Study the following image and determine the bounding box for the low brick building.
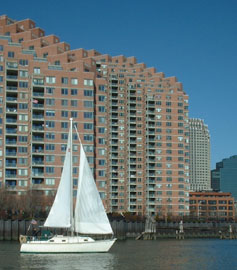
[189,191,235,221]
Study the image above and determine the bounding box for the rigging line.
[73,124,82,145]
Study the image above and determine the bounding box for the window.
[61,88,68,95]
[99,96,105,101]
[0,45,3,51]
[46,110,55,117]
[46,167,55,174]
[61,111,68,118]
[8,51,14,58]
[84,123,93,130]
[84,101,93,108]
[99,159,105,166]
[61,144,67,151]
[19,70,28,77]
[84,79,93,86]
[84,134,93,141]
[18,169,28,176]
[61,133,68,140]
[61,100,68,106]
[19,59,28,66]
[71,100,78,107]
[19,81,28,88]
[84,112,93,118]
[61,77,68,84]
[71,111,78,118]
[45,155,55,162]
[98,149,105,156]
[34,67,40,74]
[99,106,105,112]
[99,170,105,177]
[71,78,78,85]
[46,144,55,151]
[46,178,55,185]
[46,121,55,128]
[98,138,105,144]
[61,122,68,129]
[71,89,78,95]
[46,133,55,140]
[99,127,107,136]
[98,117,106,123]
[18,147,27,153]
[84,90,93,96]
[19,115,28,121]
[18,125,28,132]
[98,85,105,91]
[46,76,56,84]
[46,87,54,95]
[46,99,55,106]
[18,136,27,142]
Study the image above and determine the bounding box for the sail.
[44,128,72,228]
[74,144,113,234]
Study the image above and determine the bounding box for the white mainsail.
[74,144,113,235]
[44,127,72,228]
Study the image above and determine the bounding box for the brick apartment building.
[0,15,190,217]
[189,191,235,221]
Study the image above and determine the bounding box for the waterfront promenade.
[0,219,237,241]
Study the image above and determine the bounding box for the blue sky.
[2,0,237,168]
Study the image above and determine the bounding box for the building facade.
[189,191,235,221]
[0,15,190,217]
[212,155,237,200]
[189,118,211,191]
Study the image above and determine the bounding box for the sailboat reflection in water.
[20,119,116,253]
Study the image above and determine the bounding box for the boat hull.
[20,236,116,253]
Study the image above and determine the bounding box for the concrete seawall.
[0,220,237,241]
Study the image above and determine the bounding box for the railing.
[6,86,17,91]
[6,129,17,134]
[6,152,17,156]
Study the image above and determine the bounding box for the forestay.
[74,144,113,234]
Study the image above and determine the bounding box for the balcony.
[6,107,17,113]
[32,147,44,154]
[32,171,44,177]
[6,62,18,69]
[6,117,17,123]
[6,150,17,156]
[6,128,17,134]
[6,97,17,102]
[32,125,44,131]
[33,92,44,97]
[32,135,44,142]
[32,179,44,184]
[6,86,17,91]
[6,162,17,167]
[5,172,17,178]
[32,157,44,165]
[32,114,44,120]
[6,138,17,145]
[5,180,17,189]
[7,75,18,80]
[33,103,44,109]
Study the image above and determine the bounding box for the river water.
[0,239,237,270]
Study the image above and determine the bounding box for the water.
[0,239,237,270]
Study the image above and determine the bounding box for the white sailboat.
[20,119,116,253]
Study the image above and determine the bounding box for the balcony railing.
[6,128,17,134]
[6,140,17,145]
[6,86,17,91]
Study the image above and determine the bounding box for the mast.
[70,118,74,235]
